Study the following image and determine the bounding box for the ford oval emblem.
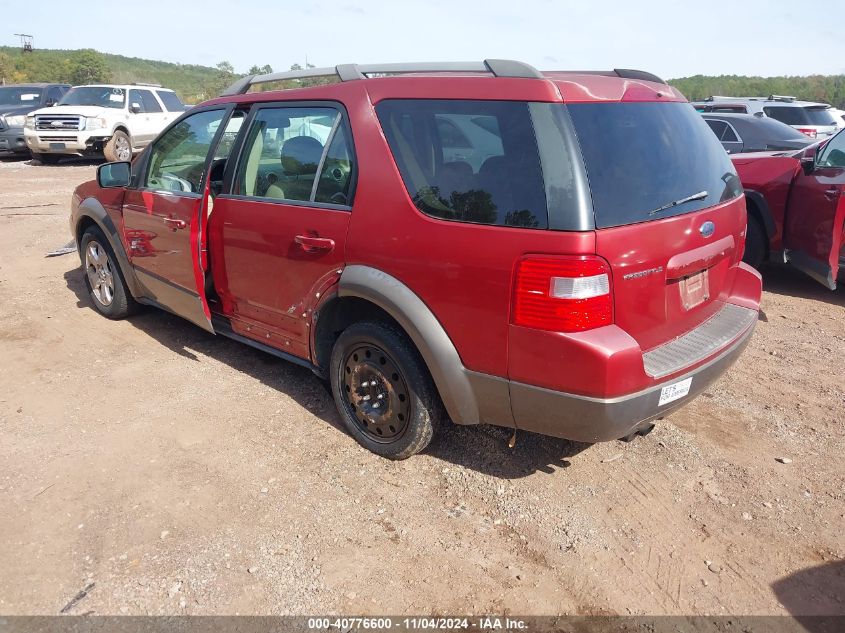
[700,221,715,238]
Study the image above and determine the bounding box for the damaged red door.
[784,131,845,289]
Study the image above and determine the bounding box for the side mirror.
[97,161,131,188]
[45,99,56,107]
[800,145,819,175]
[130,103,142,114]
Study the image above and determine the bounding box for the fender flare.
[743,189,776,240]
[338,265,481,425]
[74,197,143,298]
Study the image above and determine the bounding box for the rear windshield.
[376,99,549,229]
[750,116,810,140]
[764,106,837,126]
[566,102,742,228]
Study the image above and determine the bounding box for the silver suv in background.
[692,95,840,139]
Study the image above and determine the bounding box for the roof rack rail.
[220,59,543,96]
[612,68,666,85]
[131,82,162,87]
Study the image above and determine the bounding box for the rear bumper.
[509,313,756,442]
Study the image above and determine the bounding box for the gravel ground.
[0,155,843,616]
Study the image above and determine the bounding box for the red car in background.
[733,128,845,289]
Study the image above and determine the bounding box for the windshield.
[565,102,742,228]
[763,106,837,126]
[59,86,126,109]
[0,87,42,107]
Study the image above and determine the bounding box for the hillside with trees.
[2,46,844,108]
[667,75,845,108]
[0,47,246,103]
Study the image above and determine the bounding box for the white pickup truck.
[24,83,186,163]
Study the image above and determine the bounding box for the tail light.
[797,127,817,138]
[513,256,613,332]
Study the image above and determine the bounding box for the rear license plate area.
[659,377,692,406]
[49,142,66,150]
[679,270,710,310]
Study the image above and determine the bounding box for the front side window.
[817,130,845,168]
[145,109,226,194]
[566,102,742,228]
[59,86,125,109]
[236,106,354,205]
[46,86,64,104]
[376,99,548,228]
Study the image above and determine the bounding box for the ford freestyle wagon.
[70,59,762,459]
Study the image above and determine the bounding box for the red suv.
[70,60,762,459]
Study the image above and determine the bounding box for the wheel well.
[112,125,130,138]
[75,216,98,248]
[744,197,769,256]
[313,296,406,379]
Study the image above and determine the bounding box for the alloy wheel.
[85,240,115,306]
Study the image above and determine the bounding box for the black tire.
[330,321,442,459]
[742,217,766,269]
[103,130,132,162]
[79,227,138,319]
[31,152,61,165]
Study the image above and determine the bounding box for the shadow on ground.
[63,264,592,478]
[771,560,845,632]
[762,263,844,308]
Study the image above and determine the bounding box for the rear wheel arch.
[743,190,774,268]
[743,189,776,241]
[334,265,482,426]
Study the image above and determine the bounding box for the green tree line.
[668,74,845,108]
[3,47,844,108]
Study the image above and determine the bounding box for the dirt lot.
[0,156,843,617]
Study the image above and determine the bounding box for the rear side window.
[156,90,186,112]
[139,90,162,113]
[376,99,548,229]
[566,102,742,228]
[705,119,728,139]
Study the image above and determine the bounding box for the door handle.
[824,188,840,201]
[163,217,187,230]
[295,235,335,253]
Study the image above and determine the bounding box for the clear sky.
[2,0,842,78]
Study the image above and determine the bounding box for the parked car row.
[0,82,185,163]
[693,95,840,139]
[731,130,845,289]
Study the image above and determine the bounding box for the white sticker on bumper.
[658,377,693,406]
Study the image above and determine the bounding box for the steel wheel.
[114,135,131,161]
[342,343,411,442]
[85,240,115,306]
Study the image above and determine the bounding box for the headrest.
[281,136,324,175]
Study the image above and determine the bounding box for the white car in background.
[24,83,185,163]
[692,95,840,139]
